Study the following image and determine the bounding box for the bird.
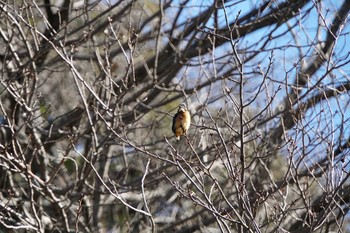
[172,103,191,140]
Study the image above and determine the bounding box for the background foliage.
[0,0,350,232]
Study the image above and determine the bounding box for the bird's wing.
[172,112,178,134]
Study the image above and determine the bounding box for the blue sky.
[160,0,350,164]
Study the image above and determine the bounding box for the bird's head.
[178,103,188,112]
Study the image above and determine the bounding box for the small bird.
[172,103,191,140]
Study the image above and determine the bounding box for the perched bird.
[172,103,191,140]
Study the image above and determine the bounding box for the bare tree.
[0,0,350,232]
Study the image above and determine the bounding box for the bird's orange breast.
[173,110,191,139]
